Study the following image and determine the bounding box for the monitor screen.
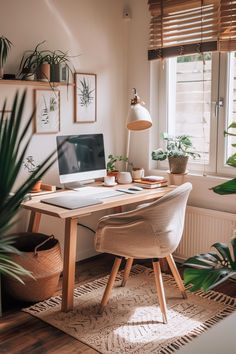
[56,134,106,184]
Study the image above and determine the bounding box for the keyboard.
[73,186,125,199]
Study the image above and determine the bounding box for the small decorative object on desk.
[106,154,128,180]
[131,167,144,180]
[117,171,132,184]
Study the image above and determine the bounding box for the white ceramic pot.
[117,172,132,184]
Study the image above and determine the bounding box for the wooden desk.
[22,184,174,312]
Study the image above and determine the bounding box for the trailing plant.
[184,121,236,292]
[152,133,200,161]
[0,90,58,286]
[107,154,128,172]
[0,36,13,68]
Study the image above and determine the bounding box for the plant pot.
[168,156,189,174]
[5,233,63,302]
[37,63,50,82]
[31,180,42,193]
[107,170,119,181]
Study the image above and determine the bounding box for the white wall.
[126,0,236,214]
[1,0,128,259]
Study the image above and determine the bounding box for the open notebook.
[41,195,103,210]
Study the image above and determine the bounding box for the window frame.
[151,51,236,178]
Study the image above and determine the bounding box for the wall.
[1,0,128,259]
[126,0,236,214]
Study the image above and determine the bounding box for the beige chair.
[95,182,192,323]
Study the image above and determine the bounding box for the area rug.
[24,265,236,354]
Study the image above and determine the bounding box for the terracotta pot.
[107,170,119,181]
[37,63,50,82]
[31,180,42,193]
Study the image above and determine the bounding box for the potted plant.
[0,90,59,314]
[183,122,236,292]
[45,50,76,83]
[106,154,128,178]
[0,36,13,79]
[18,41,46,80]
[152,133,200,174]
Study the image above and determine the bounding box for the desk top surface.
[22,183,175,219]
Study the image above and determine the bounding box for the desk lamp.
[126,88,152,170]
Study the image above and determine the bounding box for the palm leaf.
[0,91,59,281]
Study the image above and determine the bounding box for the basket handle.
[34,235,55,256]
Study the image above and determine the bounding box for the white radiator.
[174,206,236,261]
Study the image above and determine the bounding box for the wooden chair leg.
[152,259,168,324]
[121,258,133,287]
[99,257,122,313]
[166,254,187,299]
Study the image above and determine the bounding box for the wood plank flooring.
[0,255,235,354]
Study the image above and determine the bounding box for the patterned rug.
[24,265,236,354]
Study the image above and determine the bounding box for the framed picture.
[74,73,96,123]
[34,89,60,134]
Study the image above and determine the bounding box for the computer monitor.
[56,134,106,186]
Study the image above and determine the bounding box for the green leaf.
[210,178,236,195]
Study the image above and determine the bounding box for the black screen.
[57,134,106,175]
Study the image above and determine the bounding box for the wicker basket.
[5,233,63,302]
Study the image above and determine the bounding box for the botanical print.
[75,73,96,123]
[35,89,60,133]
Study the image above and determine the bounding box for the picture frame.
[74,73,96,123]
[34,89,60,134]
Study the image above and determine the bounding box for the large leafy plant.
[184,121,236,292]
[152,133,200,161]
[0,91,57,286]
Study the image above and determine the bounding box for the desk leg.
[27,211,41,232]
[61,218,78,312]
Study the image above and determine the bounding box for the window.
[155,51,236,177]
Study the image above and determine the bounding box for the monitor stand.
[64,179,95,190]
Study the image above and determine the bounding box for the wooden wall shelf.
[0,79,74,87]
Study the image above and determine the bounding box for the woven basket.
[5,233,63,302]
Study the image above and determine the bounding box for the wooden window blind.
[148,0,236,60]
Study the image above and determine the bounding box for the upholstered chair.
[95,182,192,323]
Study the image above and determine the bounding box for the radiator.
[174,206,236,261]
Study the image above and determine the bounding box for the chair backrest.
[96,182,192,258]
[137,182,192,255]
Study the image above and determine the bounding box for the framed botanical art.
[74,73,96,123]
[34,89,60,133]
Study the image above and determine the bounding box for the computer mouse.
[128,186,143,191]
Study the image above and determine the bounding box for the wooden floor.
[0,254,235,354]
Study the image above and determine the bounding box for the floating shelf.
[0,79,74,87]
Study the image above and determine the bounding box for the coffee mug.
[117,172,132,184]
[131,168,144,180]
[104,175,116,186]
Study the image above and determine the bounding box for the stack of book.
[134,176,168,189]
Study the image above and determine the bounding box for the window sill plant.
[152,133,200,174]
